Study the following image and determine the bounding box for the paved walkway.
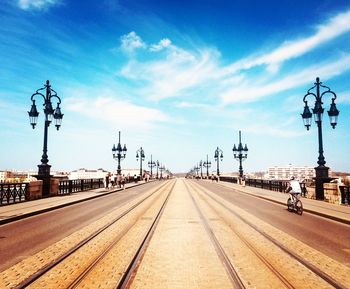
[0,180,154,225]
[210,180,350,224]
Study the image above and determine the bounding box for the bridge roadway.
[0,178,349,288]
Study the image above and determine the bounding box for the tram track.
[188,180,348,289]
[183,181,247,289]
[115,180,174,289]
[12,180,174,289]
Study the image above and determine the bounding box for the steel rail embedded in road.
[190,180,347,289]
[115,180,175,289]
[188,180,295,289]
[14,180,173,289]
[184,181,247,289]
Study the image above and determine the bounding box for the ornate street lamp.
[148,155,156,178]
[112,131,127,175]
[232,131,248,178]
[159,164,165,179]
[199,160,203,178]
[28,80,63,197]
[301,77,339,200]
[214,147,223,176]
[136,147,145,179]
[194,164,200,178]
[156,160,160,179]
[203,154,211,178]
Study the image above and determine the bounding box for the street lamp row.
[190,131,248,180]
[28,77,340,200]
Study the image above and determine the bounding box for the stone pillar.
[50,178,59,197]
[306,186,316,199]
[27,180,43,200]
[323,183,340,204]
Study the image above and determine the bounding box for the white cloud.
[175,101,210,109]
[18,0,59,10]
[150,38,172,52]
[64,91,168,129]
[120,45,220,101]
[221,54,350,104]
[223,10,350,74]
[245,124,306,138]
[118,10,350,105]
[120,31,146,55]
[337,91,350,104]
[119,9,350,104]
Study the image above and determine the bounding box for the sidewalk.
[210,180,350,225]
[0,180,155,225]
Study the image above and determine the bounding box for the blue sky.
[0,0,350,174]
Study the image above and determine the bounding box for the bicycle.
[287,193,303,215]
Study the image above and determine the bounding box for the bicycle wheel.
[295,200,303,215]
[287,198,293,212]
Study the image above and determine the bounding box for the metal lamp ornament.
[112,131,127,175]
[232,131,248,178]
[214,147,223,176]
[136,147,145,178]
[28,80,63,197]
[301,77,339,200]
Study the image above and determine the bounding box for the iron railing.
[59,178,104,195]
[339,186,350,205]
[220,177,308,197]
[0,182,28,205]
[219,176,238,183]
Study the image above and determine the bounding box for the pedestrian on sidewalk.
[117,174,122,188]
[104,174,110,189]
[121,174,126,190]
[242,175,246,187]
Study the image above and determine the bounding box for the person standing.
[121,174,126,190]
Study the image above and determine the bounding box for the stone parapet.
[27,180,43,200]
[306,186,316,199]
[50,178,59,197]
[324,183,341,204]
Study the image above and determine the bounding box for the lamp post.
[112,131,127,175]
[301,77,339,200]
[203,154,211,178]
[136,147,145,179]
[232,131,248,178]
[214,147,223,176]
[194,164,200,178]
[28,80,63,197]
[159,164,165,179]
[148,155,156,178]
[156,160,160,179]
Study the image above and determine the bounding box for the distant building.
[0,171,8,182]
[268,165,315,180]
[0,170,36,183]
[69,168,109,180]
[52,171,70,180]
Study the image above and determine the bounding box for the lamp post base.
[36,164,52,197]
[314,165,333,200]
